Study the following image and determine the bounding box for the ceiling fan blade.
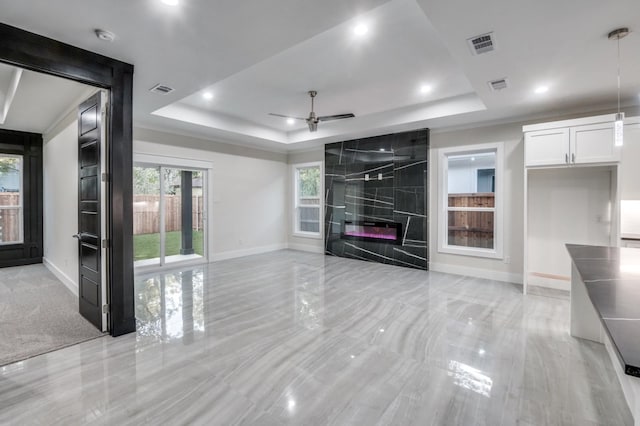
[268,113,306,121]
[317,113,355,122]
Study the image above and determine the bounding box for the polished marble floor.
[0,250,633,425]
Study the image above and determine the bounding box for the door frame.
[0,22,135,336]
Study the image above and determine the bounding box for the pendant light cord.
[617,35,621,114]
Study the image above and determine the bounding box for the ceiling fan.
[269,90,355,132]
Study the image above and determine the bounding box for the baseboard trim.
[526,275,571,291]
[429,262,523,285]
[287,243,324,254]
[211,243,288,262]
[43,257,78,297]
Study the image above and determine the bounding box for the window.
[438,143,503,258]
[293,162,322,237]
[0,154,23,245]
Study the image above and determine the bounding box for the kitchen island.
[567,244,640,425]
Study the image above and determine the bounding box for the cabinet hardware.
[565,153,569,164]
[572,153,575,163]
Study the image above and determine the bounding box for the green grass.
[134,230,204,261]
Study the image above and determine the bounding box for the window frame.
[437,142,504,259]
[292,161,323,239]
[0,153,24,245]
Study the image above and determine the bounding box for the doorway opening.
[0,62,107,366]
[133,162,208,269]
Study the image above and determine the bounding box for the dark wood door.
[77,92,104,329]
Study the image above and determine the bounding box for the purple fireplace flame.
[341,221,402,244]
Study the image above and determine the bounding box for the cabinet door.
[570,123,620,164]
[525,128,570,166]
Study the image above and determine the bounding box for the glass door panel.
[191,171,205,257]
[163,168,183,261]
[133,166,161,266]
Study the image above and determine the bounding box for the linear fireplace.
[341,221,402,245]
[325,128,429,270]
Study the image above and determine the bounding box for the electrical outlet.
[503,256,511,264]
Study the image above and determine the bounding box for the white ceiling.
[0,62,93,133]
[0,0,638,151]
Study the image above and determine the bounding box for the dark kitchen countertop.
[566,244,640,378]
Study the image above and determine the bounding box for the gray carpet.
[0,264,105,367]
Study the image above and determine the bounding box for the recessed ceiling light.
[286,118,295,125]
[353,24,368,36]
[420,84,432,94]
[202,92,213,100]
[161,0,179,5]
[534,85,549,94]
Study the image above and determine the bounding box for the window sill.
[292,232,323,240]
[438,245,503,260]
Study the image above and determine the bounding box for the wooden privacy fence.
[447,193,495,249]
[0,193,20,243]
[133,195,203,235]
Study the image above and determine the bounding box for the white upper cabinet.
[525,128,569,166]
[524,115,621,167]
[570,122,619,164]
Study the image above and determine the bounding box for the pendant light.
[608,27,629,147]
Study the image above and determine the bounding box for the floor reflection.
[294,269,325,330]
[447,360,493,398]
[135,267,205,343]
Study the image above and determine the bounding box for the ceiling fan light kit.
[269,90,355,132]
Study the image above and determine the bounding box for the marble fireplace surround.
[324,129,429,270]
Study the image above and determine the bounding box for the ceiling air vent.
[488,78,508,91]
[149,84,174,95]
[467,32,495,55]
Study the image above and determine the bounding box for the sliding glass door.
[134,163,206,268]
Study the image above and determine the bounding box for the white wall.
[42,113,79,295]
[287,149,325,253]
[448,155,495,193]
[619,121,640,237]
[448,164,477,194]
[429,123,525,283]
[134,128,288,261]
[620,123,640,200]
[527,167,612,290]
